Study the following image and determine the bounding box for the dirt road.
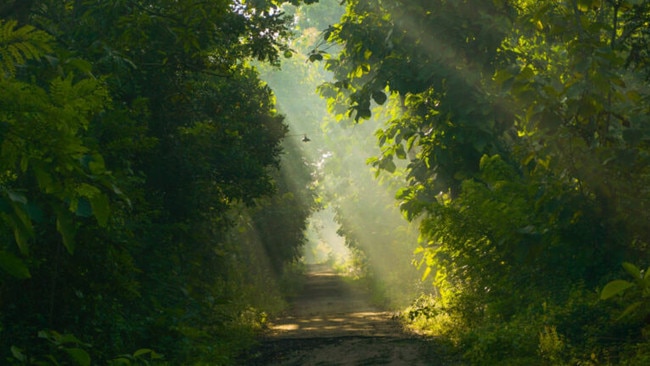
[241,265,457,365]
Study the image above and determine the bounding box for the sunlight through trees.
[1,0,650,364]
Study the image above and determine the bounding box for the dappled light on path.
[269,311,400,337]
[244,264,453,365]
[265,264,406,338]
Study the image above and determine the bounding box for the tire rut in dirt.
[241,336,457,366]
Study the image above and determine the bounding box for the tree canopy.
[2,0,650,364]
[313,0,650,363]
[0,0,318,364]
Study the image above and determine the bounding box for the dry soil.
[241,264,458,366]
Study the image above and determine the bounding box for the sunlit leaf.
[396,144,407,159]
[577,0,598,11]
[600,280,633,300]
[421,266,432,281]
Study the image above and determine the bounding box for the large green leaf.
[89,193,110,227]
[10,202,34,255]
[65,348,91,366]
[371,90,387,105]
[56,211,77,254]
[10,346,26,362]
[622,262,642,280]
[0,250,31,279]
[600,280,634,300]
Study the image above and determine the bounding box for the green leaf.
[0,20,53,77]
[13,225,30,256]
[395,144,407,159]
[406,135,417,151]
[0,251,30,278]
[601,280,634,300]
[65,348,91,366]
[10,346,26,362]
[308,53,323,62]
[379,158,396,173]
[395,187,411,200]
[108,357,131,366]
[421,266,432,281]
[34,166,55,193]
[7,191,27,204]
[355,107,371,121]
[87,154,106,175]
[616,301,642,321]
[133,348,153,358]
[133,348,162,359]
[10,203,34,255]
[577,0,597,11]
[371,90,387,105]
[622,262,642,280]
[56,211,77,254]
[89,193,110,227]
[65,58,93,74]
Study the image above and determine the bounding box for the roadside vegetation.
[0,1,317,364]
[2,0,650,365]
[311,0,650,364]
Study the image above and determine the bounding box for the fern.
[0,19,52,78]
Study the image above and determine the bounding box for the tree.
[0,0,320,363]
[260,0,424,308]
[314,0,650,362]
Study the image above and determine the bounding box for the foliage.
[8,330,164,366]
[601,262,650,321]
[259,0,425,310]
[0,19,51,77]
[315,0,650,363]
[0,0,320,364]
[538,325,565,364]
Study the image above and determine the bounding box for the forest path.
[241,264,457,365]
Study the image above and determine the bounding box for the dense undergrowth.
[0,1,318,364]
[312,0,650,364]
